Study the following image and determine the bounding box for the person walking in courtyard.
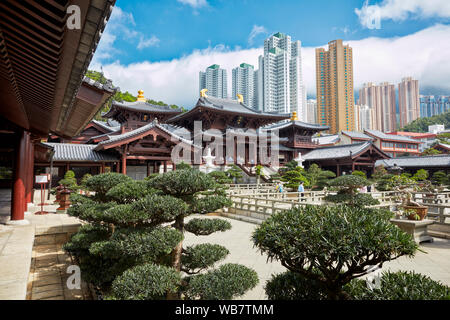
[298,181,305,201]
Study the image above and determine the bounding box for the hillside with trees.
[401,110,450,132]
[85,70,184,120]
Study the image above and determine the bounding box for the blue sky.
[90,0,450,108]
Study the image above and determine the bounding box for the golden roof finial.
[200,88,208,98]
[137,90,146,102]
[237,94,244,103]
[291,111,298,121]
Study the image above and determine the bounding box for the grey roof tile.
[375,155,450,168]
[303,142,371,161]
[364,129,419,143]
[341,130,372,140]
[44,143,119,162]
[263,120,329,131]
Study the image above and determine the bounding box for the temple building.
[0,0,117,224]
[33,86,395,184]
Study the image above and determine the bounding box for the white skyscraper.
[232,63,255,108]
[306,99,317,124]
[199,64,228,99]
[257,32,306,118]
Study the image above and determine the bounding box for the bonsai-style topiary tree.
[432,170,448,186]
[253,205,418,300]
[281,166,309,190]
[59,170,78,191]
[351,170,366,178]
[225,164,243,183]
[412,169,429,181]
[303,164,336,190]
[325,175,379,207]
[64,170,258,300]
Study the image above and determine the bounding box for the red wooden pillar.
[336,164,341,177]
[163,161,167,173]
[26,138,34,206]
[115,162,120,173]
[11,131,28,221]
[24,133,32,210]
[101,163,105,174]
[121,154,127,175]
[173,162,176,171]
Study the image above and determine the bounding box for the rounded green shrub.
[184,263,258,300]
[184,218,232,236]
[111,263,181,300]
[265,271,328,300]
[85,173,132,201]
[181,244,229,274]
[347,271,450,300]
[106,180,156,204]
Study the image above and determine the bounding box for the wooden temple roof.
[376,154,450,169]
[94,121,199,151]
[263,120,330,133]
[303,141,390,161]
[0,0,116,137]
[166,96,290,131]
[103,100,183,123]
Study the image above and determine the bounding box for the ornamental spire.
[137,90,146,102]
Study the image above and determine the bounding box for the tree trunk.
[167,215,184,300]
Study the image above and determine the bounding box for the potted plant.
[393,176,428,221]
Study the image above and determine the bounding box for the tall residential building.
[315,39,355,134]
[232,63,255,108]
[306,99,317,124]
[420,95,450,118]
[354,104,373,132]
[257,32,306,118]
[358,82,396,132]
[398,77,420,128]
[199,64,228,99]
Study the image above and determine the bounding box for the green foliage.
[85,173,132,202]
[304,163,336,190]
[103,195,188,226]
[325,193,379,207]
[184,218,231,236]
[148,168,215,197]
[401,110,450,133]
[207,171,233,184]
[175,161,191,170]
[348,271,450,300]
[111,263,181,300]
[281,167,309,190]
[255,165,263,177]
[65,170,253,300]
[412,169,429,181]
[184,264,258,300]
[59,170,78,190]
[422,148,442,156]
[225,164,243,183]
[265,271,329,300]
[325,175,378,206]
[351,170,366,178]
[253,205,418,300]
[89,227,183,262]
[279,160,298,176]
[432,171,448,185]
[106,180,156,204]
[327,175,369,193]
[84,70,184,120]
[181,244,229,274]
[191,196,232,214]
[80,173,92,188]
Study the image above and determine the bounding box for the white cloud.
[137,35,160,50]
[248,25,267,45]
[90,24,450,108]
[94,6,159,58]
[177,0,208,9]
[356,0,450,28]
